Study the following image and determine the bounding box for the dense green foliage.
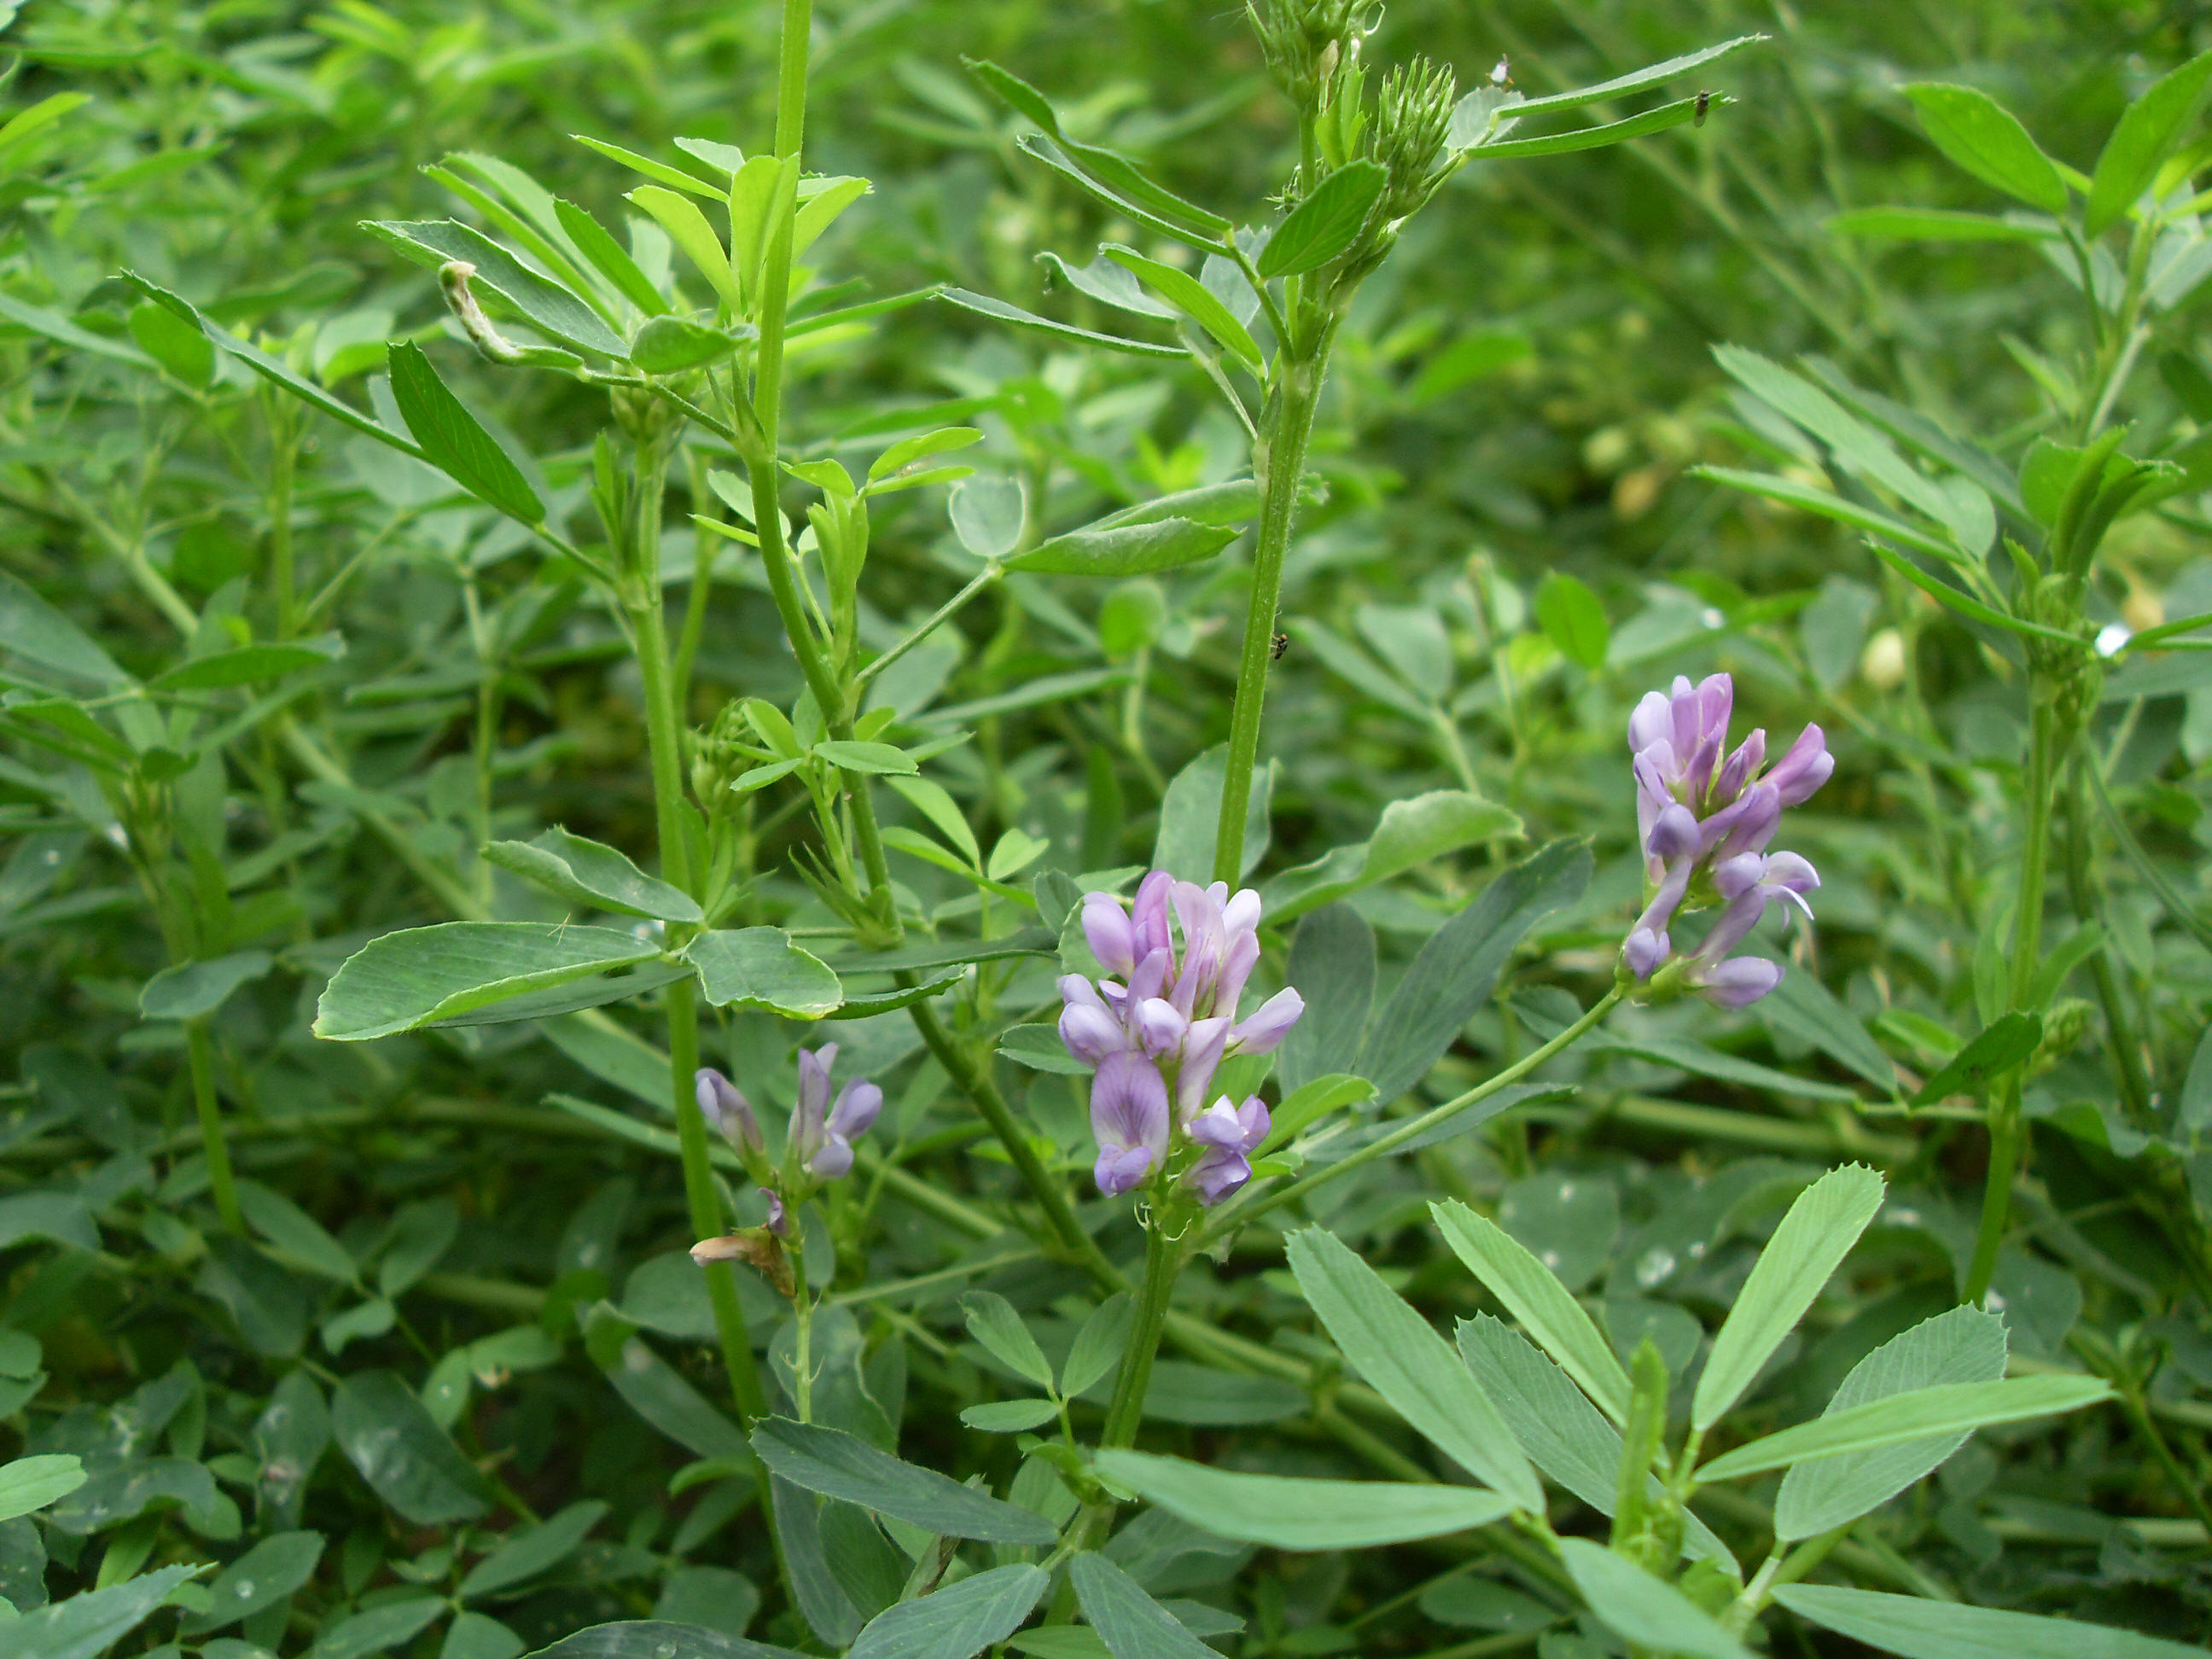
[1,1,2210,1656]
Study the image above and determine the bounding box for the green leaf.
[1774,1306,2007,1539]
[182,1528,323,1633]
[573,134,725,195]
[387,342,545,524]
[1757,969,1896,1092]
[1278,907,1375,1092]
[961,1291,1055,1391]
[237,1179,357,1283]
[871,427,985,485]
[148,634,346,690]
[306,1597,446,1659]
[847,1563,1048,1659]
[941,286,1185,358]
[1866,543,2087,647]
[0,1453,84,1522]
[0,570,131,688]
[0,1565,201,1659]
[1773,1584,2205,1659]
[2087,49,2212,236]
[960,1399,1061,1433]
[483,828,702,923]
[1069,1551,1221,1659]
[129,297,215,386]
[600,1336,749,1461]
[1102,244,1260,367]
[814,740,919,775]
[1094,1450,1511,1549]
[1557,1540,1752,1659]
[363,219,628,358]
[446,1612,530,1659]
[628,314,747,373]
[521,1620,806,1659]
[1901,83,2068,213]
[1286,1228,1543,1511]
[1354,839,1591,1108]
[140,949,273,1021]
[1912,1010,2043,1103]
[460,1500,606,1601]
[627,186,742,313]
[1265,792,1523,924]
[1498,35,1764,119]
[1258,1073,1375,1152]
[1008,515,1237,579]
[1433,1200,1632,1423]
[315,923,663,1039]
[1471,96,1727,160]
[1260,161,1387,276]
[556,197,669,315]
[1691,1165,1887,1430]
[750,1417,1057,1544]
[1825,207,2058,242]
[1151,744,1274,882]
[332,1371,491,1525]
[684,928,841,1016]
[1694,466,1959,563]
[1059,1294,1133,1399]
[1534,571,1609,668]
[1696,1374,2108,1483]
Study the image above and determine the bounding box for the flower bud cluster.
[694,1045,882,1233]
[1058,871,1305,1203]
[1247,0,1365,110]
[1620,673,1833,1008]
[1367,57,1458,220]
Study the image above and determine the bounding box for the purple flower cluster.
[1058,872,1304,1202]
[696,1045,882,1231]
[1621,674,1833,1008]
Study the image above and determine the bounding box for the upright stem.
[186,1017,242,1235]
[1211,338,1333,885]
[2061,756,2152,1126]
[1101,1214,1182,1448]
[1964,696,2060,1304]
[631,450,766,1420]
[268,401,297,639]
[787,1233,814,1423]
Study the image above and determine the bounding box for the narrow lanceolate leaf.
[1773,1584,2206,1659]
[1692,1164,1886,1429]
[1470,96,1728,160]
[314,922,663,1040]
[1557,1540,1753,1659]
[521,1621,808,1659]
[1901,83,2068,214]
[940,287,1186,359]
[0,570,132,688]
[0,1453,84,1522]
[1286,1228,1543,1511]
[1432,1200,1632,1423]
[684,928,842,1017]
[1694,1374,2110,1483]
[0,1564,201,1659]
[362,219,628,358]
[847,1563,1047,1659]
[1102,243,1261,367]
[387,342,546,524]
[1826,207,2058,242]
[1069,1551,1221,1659]
[1094,1451,1511,1550]
[1006,516,1239,578]
[2086,49,2212,237]
[483,827,703,923]
[750,1417,1057,1544]
[1260,160,1387,276]
[1507,35,1765,118]
[1774,1306,2006,1540]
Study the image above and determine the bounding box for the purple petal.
[1188,1097,1246,1148]
[1766,724,1833,806]
[1714,728,1766,803]
[1175,1017,1233,1125]
[1132,870,1175,961]
[1082,892,1137,976]
[1132,996,1187,1057]
[1126,947,1173,1004]
[1060,999,1125,1067]
[808,1137,856,1179]
[1091,1051,1170,1165]
[760,1187,789,1236]
[1628,690,1674,753]
[1187,1148,1252,1206]
[1693,888,1769,964]
[695,1068,762,1152]
[1705,781,1780,860]
[828,1079,882,1141]
[1622,926,1670,979]
[1095,1144,1155,1197]
[1713,851,1767,901]
[1214,928,1261,1020]
[1647,801,1702,862]
[1230,987,1304,1055]
[1697,956,1784,1008]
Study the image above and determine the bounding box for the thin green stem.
[772,0,810,159]
[186,1017,242,1235]
[1202,985,1621,1246]
[267,400,297,639]
[1211,331,1336,885]
[1964,696,2062,1305]
[672,448,717,710]
[788,1232,814,1423]
[852,564,1000,690]
[2062,756,2152,1126]
[1101,1212,1183,1449]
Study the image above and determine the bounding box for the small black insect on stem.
[1271,632,1290,661]
[1694,90,1712,126]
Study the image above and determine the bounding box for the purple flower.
[1091,1051,1170,1196]
[760,1187,789,1237]
[1185,1095,1270,1206]
[1621,674,1830,1009]
[789,1045,882,1180]
[1057,870,1309,1197]
[696,1068,763,1155]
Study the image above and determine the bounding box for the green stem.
[1964,696,2061,1305]
[186,1017,242,1235]
[1101,1210,1182,1449]
[787,1232,814,1423]
[268,402,297,639]
[672,448,717,710]
[2061,756,2153,1126]
[905,996,1121,1289]
[631,451,766,1422]
[1211,335,1335,885]
[1202,985,1621,1246]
